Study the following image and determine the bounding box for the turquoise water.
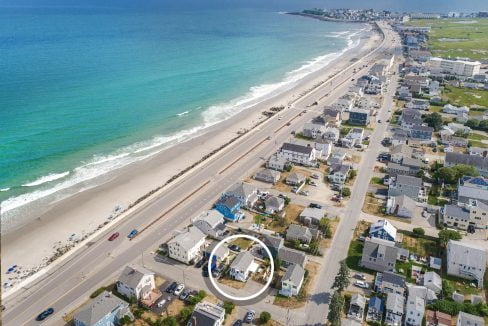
[0,6,363,216]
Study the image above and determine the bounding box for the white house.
[189,301,226,326]
[456,312,485,326]
[167,226,206,264]
[229,251,255,282]
[405,295,425,326]
[443,104,469,115]
[265,195,285,215]
[267,154,287,171]
[116,265,156,301]
[334,94,355,111]
[279,143,316,166]
[192,210,225,238]
[279,264,305,297]
[422,271,442,294]
[447,240,487,288]
[428,57,481,77]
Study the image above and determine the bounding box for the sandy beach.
[1,24,381,295]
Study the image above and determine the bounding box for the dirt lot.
[266,204,305,233]
[321,218,340,249]
[218,276,246,289]
[362,193,387,217]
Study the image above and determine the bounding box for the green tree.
[254,215,263,226]
[309,240,320,256]
[342,187,351,197]
[274,258,282,270]
[161,316,178,326]
[348,169,357,181]
[327,291,344,326]
[413,227,425,237]
[293,239,300,248]
[284,196,291,205]
[319,218,333,238]
[466,119,480,129]
[223,301,235,315]
[179,307,192,322]
[423,112,443,131]
[435,165,479,184]
[439,229,462,247]
[260,311,271,324]
[442,279,454,298]
[332,260,350,293]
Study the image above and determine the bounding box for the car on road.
[354,273,366,280]
[378,119,382,123]
[309,181,317,186]
[299,190,309,196]
[166,282,178,293]
[173,283,185,296]
[36,308,54,321]
[311,174,319,179]
[286,122,291,126]
[127,229,138,239]
[309,203,322,209]
[108,232,119,241]
[232,320,243,326]
[244,310,256,324]
[354,281,369,289]
[228,244,241,252]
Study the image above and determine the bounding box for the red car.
[108,232,119,241]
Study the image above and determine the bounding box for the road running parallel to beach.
[2,22,400,326]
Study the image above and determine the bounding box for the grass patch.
[400,232,440,257]
[362,193,387,217]
[370,177,384,185]
[469,140,488,148]
[429,105,442,113]
[230,238,252,250]
[469,132,488,141]
[273,262,319,309]
[345,240,373,274]
[428,195,449,206]
[442,86,488,108]
[266,204,305,233]
[396,261,427,283]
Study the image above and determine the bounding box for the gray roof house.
[386,194,417,219]
[188,301,226,326]
[442,204,470,231]
[457,176,488,206]
[204,241,230,263]
[262,234,284,258]
[302,122,327,139]
[279,264,305,297]
[116,265,156,302]
[264,195,285,215]
[405,295,425,326]
[445,152,488,177]
[410,125,433,141]
[286,224,313,244]
[422,271,442,294]
[457,311,485,326]
[348,294,367,321]
[229,251,255,282]
[254,168,281,184]
[168,226,206,264]
[299,207,327,226]
[388,175,426,202]
[361,238,398,272]
[224,182,258,208]
[374,271,406,296]
[278,247,307,268]
[74,291,133,326]
[286,172,306,186]
[192,210,225,238]
[447,240,487,288]
[267,154,288,172]
[385,293,404,326]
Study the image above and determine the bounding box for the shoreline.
[1,25,380,296]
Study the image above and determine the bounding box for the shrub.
[413,227,425,237]
[342,187,351,197]
[90,287,106,299]
[223,301,235,315]
[260,311,271,324]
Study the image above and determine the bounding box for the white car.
[173,283,185,296]
[354,281,369,289]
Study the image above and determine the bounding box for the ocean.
[0,6,364,229]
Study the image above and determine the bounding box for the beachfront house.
[192,210,225,238]
[74,291,133,326]
[267,154,287,171]
[188,301,226,326]
[223,182,258,208]
[254,168,281,184]
[302,123,327,139]
[279,264,305,297]
[116,265,157,302]
[447,240,487,288]
[214,196,242,222]
[229,251,255,282]
[167,226,206,264]
[279,143,317,166]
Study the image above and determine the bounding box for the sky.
[0,0,487,13]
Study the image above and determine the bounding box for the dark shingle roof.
[282,143,313,155]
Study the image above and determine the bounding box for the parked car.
[127,229,138,239]
[354,273,366,280]
[196,257,206,268]
[354,281,369,289]
[232,320,243,326]
[309,203,322,209]
[244,310,256,324]
[311,174,319,179]
[36,308,54,321]
[228,245,241,252]
[173,283,185,296]
[166,282,178,293]
[108,232,119,241]
[309,181,317,186]
[179,289,191,301]
[299,190,309,196]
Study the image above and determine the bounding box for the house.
[328,163,351,184]
[456,312,485,326]
[405,295,425,326]
[279,264,305,297]
[369,219,397,242]
[429,80,440,97]
[299,207,327,226]
[286,172,306,186]
[469,147,488,157]
[387,162,419,177]
[430,257,442,270]
[286,224,313,244]
[335,94,355,111]
[262,234,284,258]
[214,196,242,222]
[390,144,414,163]
[302,123,327,139]
[401,108,422,124]
[254,168,281,184]
[409,50,432,62]
[370,62,388,77]
[167,226,206,264]
[360,238,398,272]
[323,127,340,142]
[447,123,472,135]
[348,108,370,126]
[410,125,433,141]
[348,294,366,321]
[422,271,442,294]
[188,301,226,326]
[367,297,384,323]
[427,57,481,77]
[386,195,417,218]
[456,112,469,124]
[388,175,427,202]
[425,310,452,326]
[374,271,406,296]
[447,240,487,288]
[116,265,157,302]
[74,291,133,326]
[440,130,469,148]
[278,247,307,268]
[204,241,230,265]
[229,251,255,282]
[392,130,409,146]
[223,182,258,208]
[406,99,429,111]
[279,142,317,166]
[322,107,342,125]
[314,139,333,159]
[457,176,488,206]
[267,154,288,171]
[398,86,413,101]
[192,210,225,238]
[405,75,430,88]
[264,195,285,215]
[443,104,470,115]
[441,204,471,231]
[401,114,424,131]
[445,152,488,177]
[348,85,364,98]
[385,293,404,326]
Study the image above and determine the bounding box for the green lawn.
[442,86,488,108]
[429,105,442,113]
[230,238,252,250]
[370,177,384,185]
[396,261,427,283]
[469,140,488,148]
[345,240,374,274]
[407,19,488,61]
[400,232,441,257]
[468,132,488,141]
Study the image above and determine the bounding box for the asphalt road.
[3,22,399,326]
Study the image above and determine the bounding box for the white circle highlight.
[207,234,274,301]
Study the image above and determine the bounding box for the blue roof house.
[367,296,384,323]
[369,219,397,242]
[214,196,242,222]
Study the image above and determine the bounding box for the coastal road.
[3,22,396,326]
